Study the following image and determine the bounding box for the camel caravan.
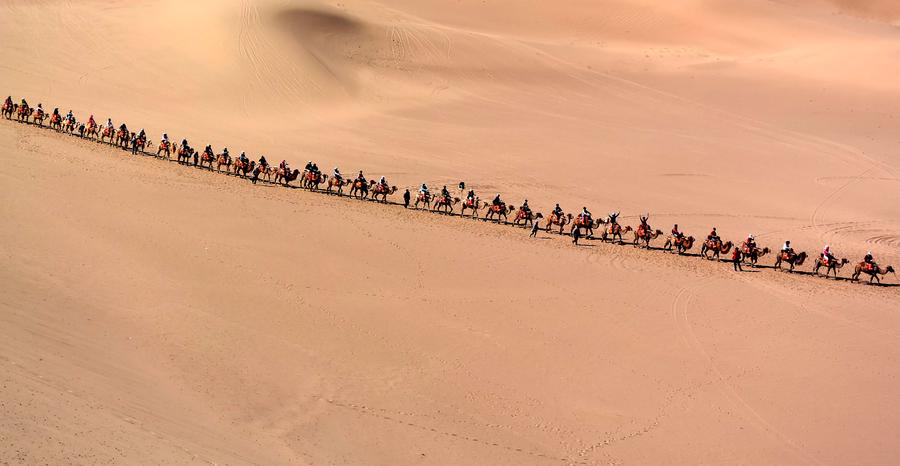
[3,95,895,286]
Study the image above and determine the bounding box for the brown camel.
[484,203,513,222]
[100,126,115,143]
[432,195,460,214]
[32,108,46,126]
[84,122,99,140]
[131,134,148,155]
[663,235,695,255]
[215,153,231,171]
[63,116,77,133]
[16,104,30,122]
[199,150,215,169]
[460,197,480,218]
[813,256,850,278]
[256,165,274,182]
[176,145,193,164]
[157,140,171,158]
[49,113,62,130]
[368,180,396,202]
[700,239,733,260]
[1,101,14,119]
[115,128,130,149]
[545,212,572,234]
[511,207,537,227]
[740,242,770,266]
[303,171,327,190]
[570,215,597,237]
[633,226,664,248]
[348,179,369,199]
[600,223,632,243]
[773,250,807,272]
[851,263,895,284]
[327,176,346,195]
[273,167,300,185]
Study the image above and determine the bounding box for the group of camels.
[3,97,894,285]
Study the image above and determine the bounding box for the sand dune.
[2,0,899,464]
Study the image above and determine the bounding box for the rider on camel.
[379,176,388,188]
[221,147,230,160]
[304,161,313,172]
[708,227,720,243]
[442,186,452,201]
[88,115,96,127]
[52,107,59,117]
[258,155,267,168]
[608,211,620,225]
[521,200,531,213]
[745,234,756,252]
[553,204,564,220]
[864,251,876,270]
[332,167,342,181]
[492,193,503,207]
[4,96,11,107]
[239,152,249,166]
[580,207,592,221]
[672,224,683,240]
[822,245,836,265]
[781,240,793,256]
[356,171,367,185]
[311,163,319,173]
[66,109,74,121]
[181,138,189,150]
[466,189,476,203]
[161,133,169,145]
[420,183,429,196]
[107,118,114,130]
[138,128,146,140]
[118,122,127,133]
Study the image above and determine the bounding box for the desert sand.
[1,0,899,464]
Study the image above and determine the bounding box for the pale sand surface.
[1,1,899,464]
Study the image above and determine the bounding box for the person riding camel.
[304,161,313,172]
[239,152,249,166]
[181,138,189,149]
[258,155,267,168]
[863,251,876,271]
[4,96,11,107]
[492,193,503,207]
[311,163,319,173]
[161,133,169,145]
[708,227,720,243]
[822,245,835,266]
[466,189,476,200]
[106,118,114,129]
[88,115,96,127]
[553,204,564,220]
[672,224,683,240]
[119,122,127,132]
[420,183,429,195]
[332,167,342,182]
[608,211,620,225]
[521,200,531,213]
[52,107,59,116]
[221,147,229,160]
[442,186,452,202]
[781,240,793,256]
[66,109,74,121]
[580,207,592,221]
[138,128,146,140]
[356,171,367,185]
[379,176,387,188]
[745,234,756,252]
[36,103,43,113]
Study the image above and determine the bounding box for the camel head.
[390,186,397,194]
[566,213,573,220]
[535,213,544,219]
[623,225,633,233]
[886,265,895,275]
[453,197,461,205]
[760,247,770,256]
[507,205,515,213]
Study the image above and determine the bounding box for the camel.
[511,207,537,227]
[32,108,46,126]
[774,250,807,272]
[570,215,597,238]
[16,104,30,122]
[303,171,327,190]
[851,263,895,284]
[633,226,664,248]
[176,145,194,164]
[600,222,632,243]
[432,195,460,214]
[348,179,369,199]
[413,191,431,208]
[254,165,274,182]
[663,235,695,255]
[813,256,850,278]
[484,203,513,222]
[545,212,572,234]
[199,150,216,169]
[64,116,76,133]
[157,140,171,158]
[49,113,62,131]
[368,180,396,202]
[234,160,260,179]
[327,177,347,195]
[700,239,733,260]
[84,122,99,140]
[740,242,770,266]
[460,197,480,218]
[1,101,14,119]
[131,134,149,155]
[114,128,130,149]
